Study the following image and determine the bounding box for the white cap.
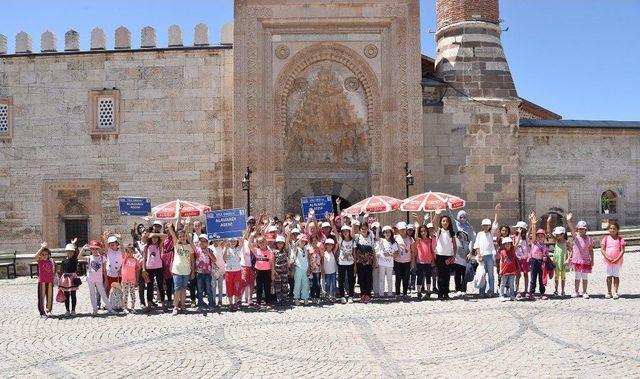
[275,235,286,243]
[407,224,415,230]
[198,234,208,241]
[371,221,380,229]
[341,225,351,231]
[576,221,587,229]
[352,220,360,226]
[481,219,492,226]
[291,228,301,234]
[107,236,118,244]
[553,226,566,236]
[267,225,277,232]
[426,223,434,228]
[65,243,76,251]
[502,237,513,244]
[396,221,407,230]
[382,225,393,232]
[325,238,335,245]
[321,222,331,228]
[307,222,316,228]
[153,220,163,226]
[514,221,528,229]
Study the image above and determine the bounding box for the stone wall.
[518,127,640,227]
[0,39,234,253]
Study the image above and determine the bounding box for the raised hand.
[335,198,341,205]
[547,214,553,223]
[102,230,110,239]
[495,203,502,212]
[528,211,536,222]
[71,238,78,245]
[566,212,573,222]
[40,242,47,249]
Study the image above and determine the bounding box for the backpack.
[109,284,124,310]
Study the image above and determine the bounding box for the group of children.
[34,205,627,318]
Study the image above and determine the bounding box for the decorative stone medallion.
[293,77,308,92]
[363,44,378,59]
[344,77,360,91]
[275,44,290,59]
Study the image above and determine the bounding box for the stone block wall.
[518,127,640,227]
[0,44,234,253]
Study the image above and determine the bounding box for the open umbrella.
[400,191,466,212]
[344,195,403,215]
[152,199,211,220]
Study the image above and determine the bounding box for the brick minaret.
[428,0,521,226]
[435,0,517,99]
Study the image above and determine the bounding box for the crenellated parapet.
[0,23,234,55]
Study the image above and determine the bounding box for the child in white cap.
[498,237,518,301]
[565,213,593,298]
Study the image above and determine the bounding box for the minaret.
[435,0,517,99]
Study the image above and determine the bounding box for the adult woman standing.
[393,222,413,299]
[432,211,457,300]
[167,222,196,315]
[335,225,356,304]
[354,222,377,303]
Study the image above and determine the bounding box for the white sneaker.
[172,309,179,316]
[92,309,98,316]
[613,293,619,299]
[605,293,612,299]
[341,297,347,304]
[500,297,508,302]
[582,293,590,299]
[347,297,354,303]
[304,300,310,306]
[571,292,579,298]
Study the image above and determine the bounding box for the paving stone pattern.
[0,255,638,378]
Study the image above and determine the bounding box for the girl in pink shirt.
[565,213,593,298]
[411,225,435,300]
[600,221,625,299]
[121,245,140,312]
[35,242,55,317]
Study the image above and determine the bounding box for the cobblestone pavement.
[1,254,638,378]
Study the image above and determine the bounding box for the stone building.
[1,0,638,257]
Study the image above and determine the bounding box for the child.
[472,204,501,297]
[162,222,175,306]
[210,239,226,307]
[142,233,167,312]
[290,235,311,305]
[528,212,550,300]
[600,221,625,299]
[499,237,518,301]
[121,244,140,312]
[565,213,593,298]
[335,225,356,304]
[273,235,290,305]
[547,216,570,297]
[58,239,80,317]
[495,224,511,287]
[393,222,413,299]
[512,221,530,299]
[248,234,275,309]
[223,239,243,311]
[195,234,216,310]
[433,210,458,300]
[411,225,435,300]
[376,226,396,298]
[322,239,338,301]
[308,238,324,304]
[167,222,196,316]
[35,242,55,317]
[102,231,123,296]
[86,240,114,315]
[354,222,377,304]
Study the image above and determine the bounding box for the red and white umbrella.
[344,195,403,215]
[152,199,211,220]
[400,191,466,212]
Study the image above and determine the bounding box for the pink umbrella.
[344,195,403,215]
[152,199,211,220]
[400,191,466,212]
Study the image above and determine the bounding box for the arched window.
[600,190,618,214]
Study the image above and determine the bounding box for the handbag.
[72,277,82,287]
[473,263,486,289]
[56,288,67,303]
[464,261,475,283]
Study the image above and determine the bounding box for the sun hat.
[291,228,301,234]
[65,243,76,251]
[107,236,118,244]
[396,221,407,230]
[371,221,380,229]
[514,221,528,229]
[481,219,492,226]
[325,238,335,245]
[502,237,513,244]
[553,226,566,236]
[275,235,286,243]
[321,222,331,228]
[153,220,163,226]
[247,216,256,223]
[407,224,415,230]
[88,240,103,250]
[198,234,208,241]
[341,225,351,231]
[352,219,360,226]
[382,225,393,232]
[576,221,587,229]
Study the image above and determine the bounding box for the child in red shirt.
[499,237,519,301]
[121,244,140,312]
[35,242,55,317]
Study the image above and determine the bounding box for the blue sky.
[2,0,639,120]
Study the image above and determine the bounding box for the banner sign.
[301,195,334,220]
[119,197,151,216]
[205,208,247,240]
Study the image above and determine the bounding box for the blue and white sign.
[205,208,247,240]
[119,197,151,216]
[301,195,334,220]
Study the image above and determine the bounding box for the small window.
[89,90,120,135]
[0,97,13,141]
[600,190,617,214]
[64,218,89,248]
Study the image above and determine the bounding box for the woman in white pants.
[376,226,397,298]
[85,240,113,315]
